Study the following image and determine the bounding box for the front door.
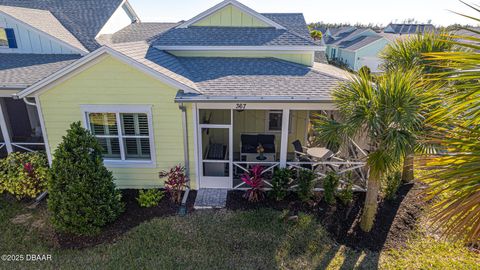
[199,125,232,189]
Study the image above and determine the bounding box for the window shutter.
[5,29,17,48]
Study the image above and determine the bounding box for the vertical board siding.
[39,56,197,189]
[0,13,78,54]
[193,4,269,27]
[169,51,314,66]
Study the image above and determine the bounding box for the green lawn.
[0,198,478,270]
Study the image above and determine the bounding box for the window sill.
[103,160,156,168]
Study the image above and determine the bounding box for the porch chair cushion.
[241,134,275,154]
[292,140,304,153]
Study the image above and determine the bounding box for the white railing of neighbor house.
[11,142,45,152]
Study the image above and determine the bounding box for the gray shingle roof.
[0,0,124,51]
[109,42,342,100]
[109,42,198,91]
[107,22,180,44]
[384,24,435,35]
[325,28,372,46]
[175,57,343,99]
[0,5,87,53]
[327,27,357,37]
[339,35,383,51]
[151,26,317,47]
[151,12,317,48]
[261,13,312,40]
[0,53,81,88]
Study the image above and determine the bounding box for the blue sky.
[129,0,476,26]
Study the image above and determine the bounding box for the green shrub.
[296,170,316,202]
[270,168,292,201]
[323,172,340,205]
[384,171,402,201]
[0,152,48,199]
[337,180,354,206]
[137,189,165,207]
[48,122,124,236]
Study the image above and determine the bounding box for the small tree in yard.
[316,69,427,232]
[160,165,188,204]
[48,122,124,236]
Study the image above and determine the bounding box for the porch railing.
[232,160,368,192]
[232,161,279,189]
[11,142,45,152]
[287,161,368,192]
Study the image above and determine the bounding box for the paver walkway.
[194,189,228,209]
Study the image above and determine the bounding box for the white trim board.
[195,102,337,111]
[34,95,52,165]
[177,0,286,30]
[16,46,199,99]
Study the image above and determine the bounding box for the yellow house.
[14,0,367,193]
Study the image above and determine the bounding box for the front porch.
[194,103,369,191]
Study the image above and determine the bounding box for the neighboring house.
[0,0,138,156]
[324,27,389,72]
[4,0,366,191]
[383,23,435,35]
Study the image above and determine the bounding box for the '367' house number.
[235,104,246,110]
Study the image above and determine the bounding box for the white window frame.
[81,105,156,168]
[266,110,293,134]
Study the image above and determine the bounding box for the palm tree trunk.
[402,153,415,183]
[360,172,381,232]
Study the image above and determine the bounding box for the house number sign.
[235,104,247,110]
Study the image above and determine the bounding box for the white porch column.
[0,99,13,153]
[279,108,290,168]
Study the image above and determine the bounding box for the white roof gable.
[176,0,286,29]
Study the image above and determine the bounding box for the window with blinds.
[87,112,152,161]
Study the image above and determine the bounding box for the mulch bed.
[227,182,428,251]
[54,189,197,249]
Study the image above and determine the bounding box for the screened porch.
[196,104,369,191]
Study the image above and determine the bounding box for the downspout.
[22,97,49,205]
[178,102,190,216]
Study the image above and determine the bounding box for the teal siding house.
[324,27,389,72]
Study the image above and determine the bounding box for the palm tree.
[310,30,323,41]
[420,2,480,243]
[326,68,427,232]
[380,32,455,182]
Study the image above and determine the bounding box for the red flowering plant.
[159,165,188,204]
[241,165,265,202]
